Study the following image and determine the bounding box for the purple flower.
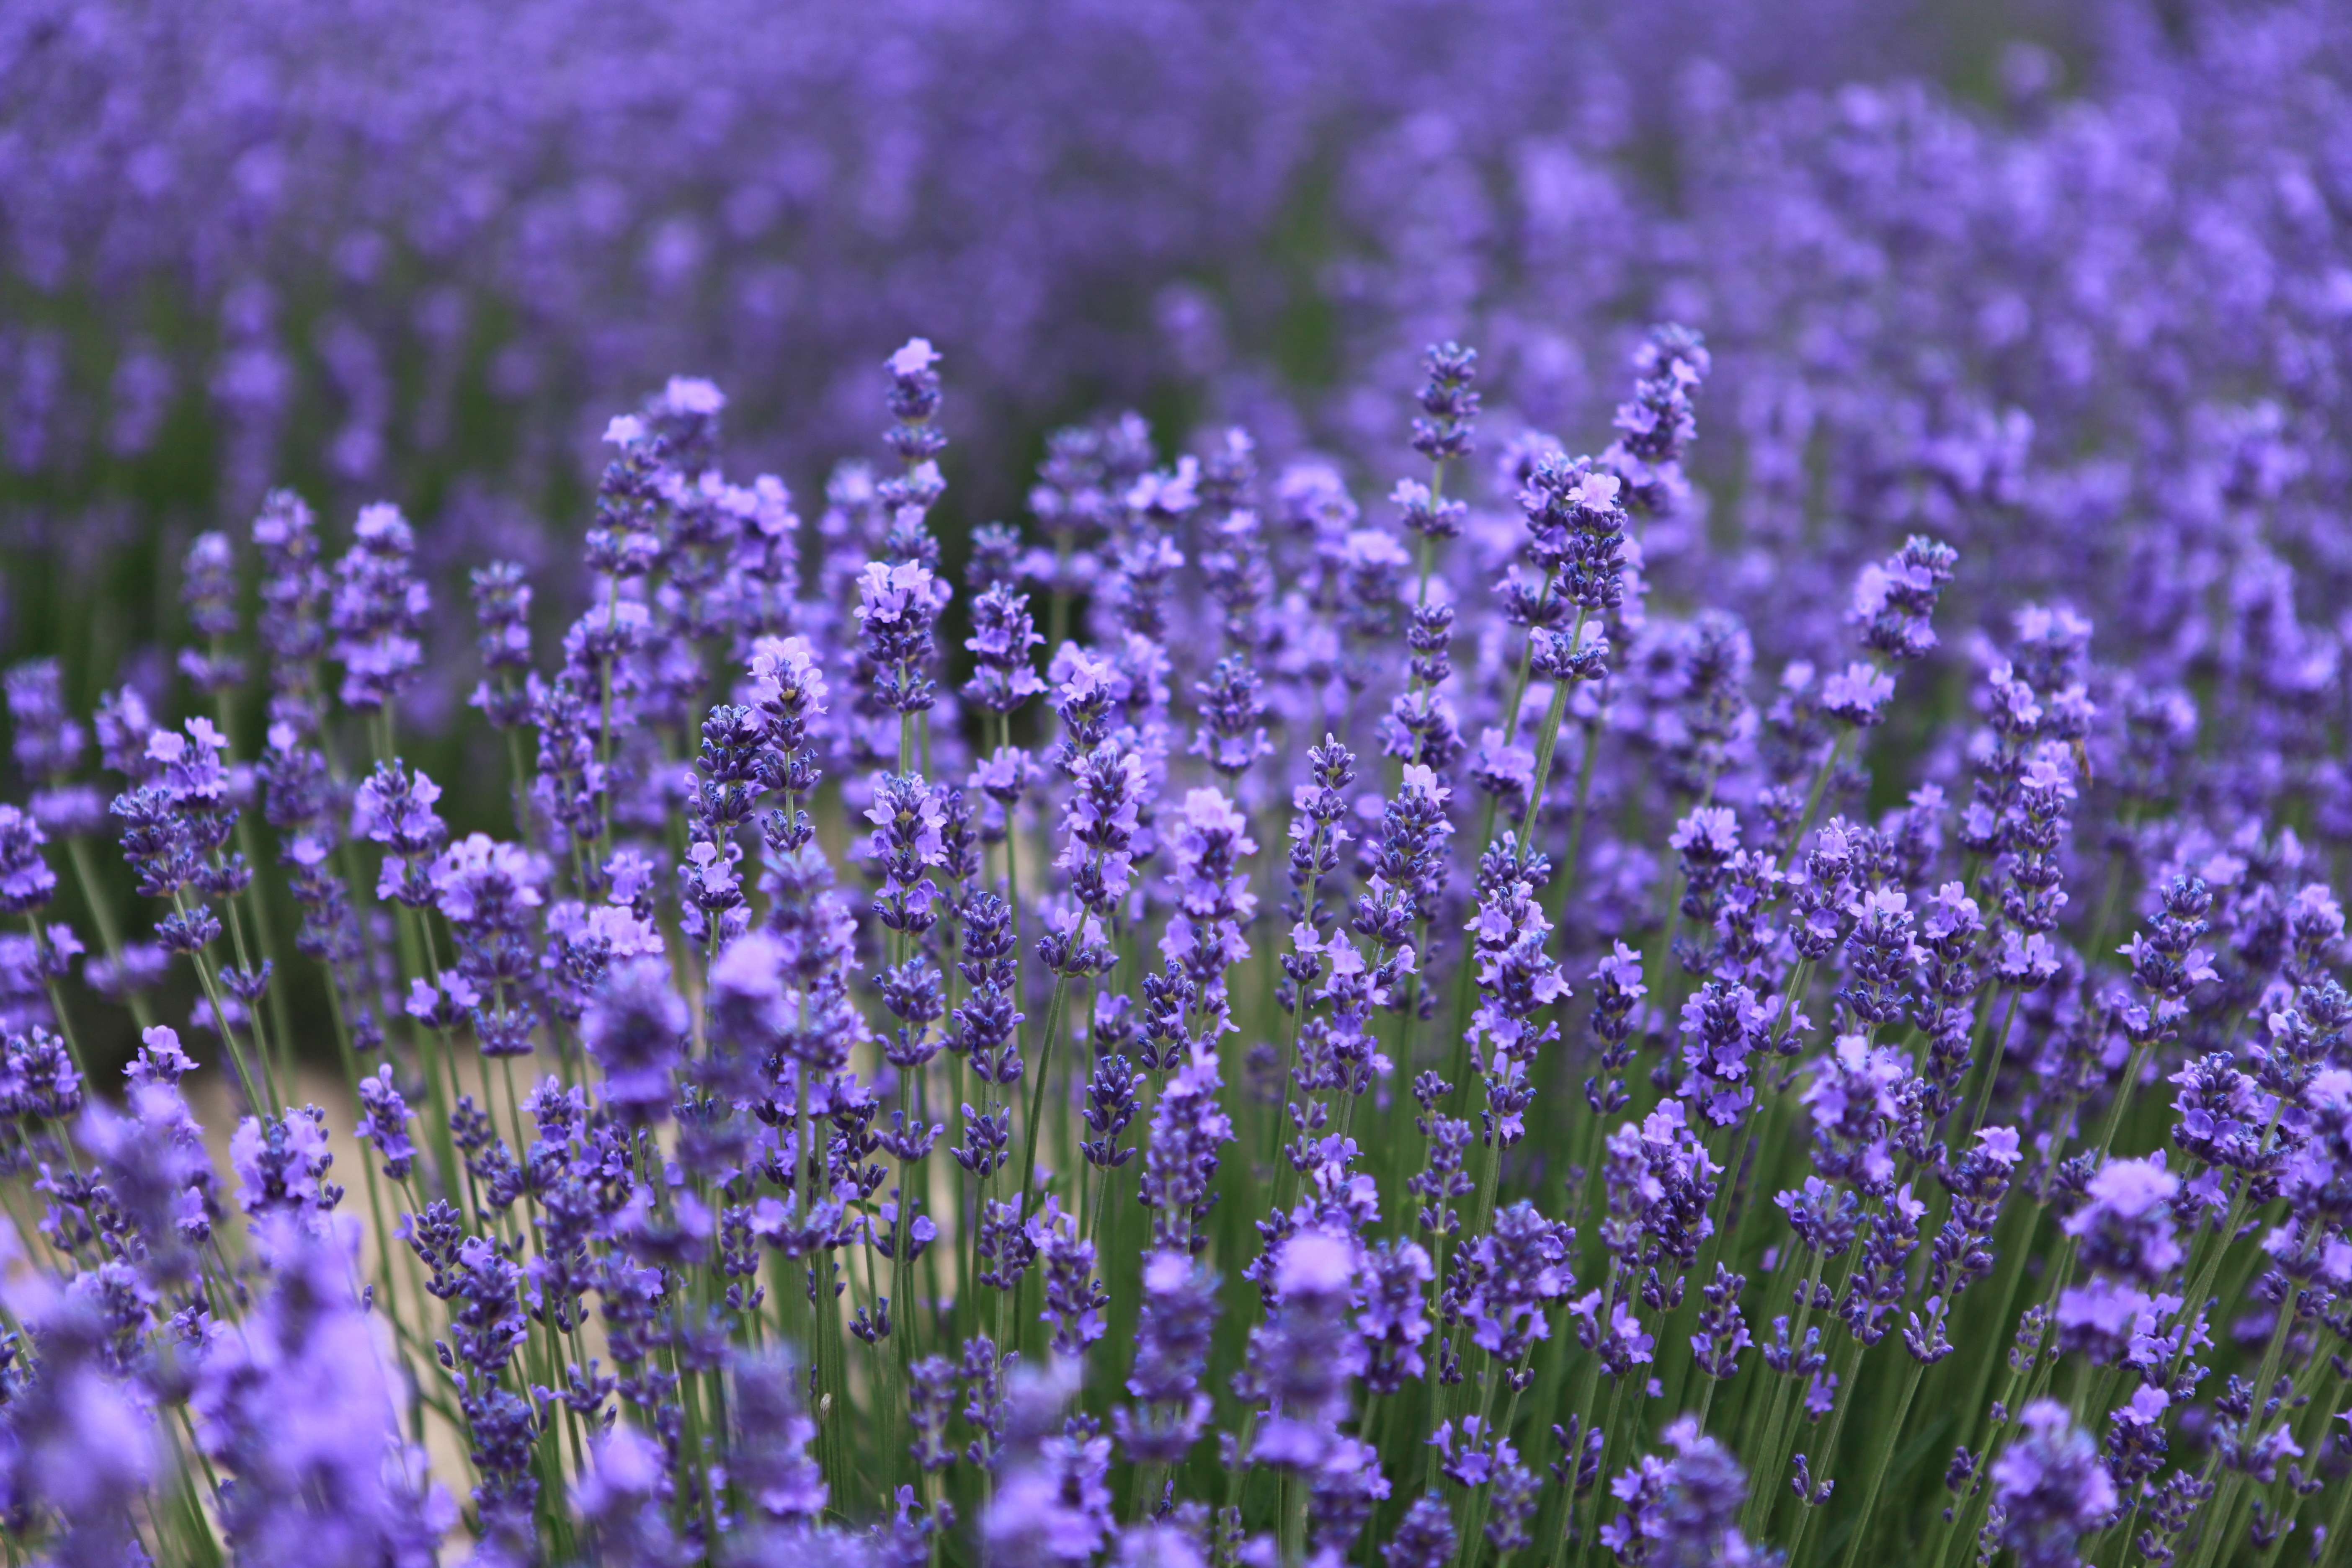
[748,633,829,765]
[1160,785,1258,1013]
[1243,1231,1362,1472]
[1599,1416,1767,1567]
[9,1286,162,1562]
[855,559,949,716]
[731,1351,829,1523]
[1841,1183,1926,1347]
[1459,1203,1574,1359]
[0,803,57,914]
[5,658,86,786]
[1429,1414,1517,1488]
[2053,1276,2154,1364]
[229,1105,342,1229]
[355,1063,419,1181]
[1572,1294,1656,1377]
[1677,980,1767,1128]
[965,580,1048,715]
[1357,1238,1434,1393]
[1137,1045,1233,1255]
[1057,740,1150,911]
[329,501,428,710]
[1819,660,1896,727]
[1189,654,1271,779]
[352,759,446,906]
[1802,1034,1906,1192]
[178,529,245,688]
[1996,928,2062,986]
[983,1362,1111,1565]
[2061,1156,2183,1284]
[1116,1251,1220,1463]
[1411,341,1481,466]
[1848,536,1958,665]
[1383,1495,1458,1568]
[866,770,948,934]
[250,490,331,738]
[193,1217,449,1567]
[1027,1196,1109,1356]
[575,1426,680,1567]
[464,560,535,729]
[1465,873,1569,1106]
[1990,1401,2115,1568]
[1775,1175,1860,1260]
[582,955,687,1124]
[1468,726,1534,804]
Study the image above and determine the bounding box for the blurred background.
[3,0,2347,1057]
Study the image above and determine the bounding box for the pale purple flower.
[1117,1250,1219,1464]
[0,804,57,914]
[355,1064,418,1181]
[1244,1231,1362,1472]
[1819,660,1896,727]
[582,955,688,1123]
[1599,1416,1767,1567]
[1990,1401,2115,1568]
[229,1106,342,1227]
[2061,1156,2183,1284]
[329,501,428,710]
[193,1216,449,1567]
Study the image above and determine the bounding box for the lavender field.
[0,2,2348,1565]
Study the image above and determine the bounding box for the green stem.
[1549,711,1605,926]
[67,833,155,1031]
[1018,973,1074,1216]
[1515,607,1590,854]
[1834,1353,1925,1568]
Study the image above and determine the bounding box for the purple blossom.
[329,501,429,710]
[7,1285,163,1563]
[856,559,949,716]
[1802,1034,1906,1192]
[1383,1495,1458,1568]
[1819,660,1896,727]
[1357,1238,1434,1393]
[582,955,687,1124]
[192,1217,449,1568]
[0,804,57,914]
[1990,1402,2115,1568]
[1677,980,1767,1128]
[1243,1231,1362,1472]
[1572,1294,1656,1378]
[575,1426,681,1567]
[1116,1251,1219,1464]
[1027,1196,1109,1356]
[352,759,446,906]
[5,659,85,787]
[1138,1047,1232,1255]
[1160,786,1258,1008]
[731,1351,829,1524]
[2061,1156,2183,1284]
[1057,740,1150,911]
[1848,536,1957,665]
[229,1105,342,1229]
[966,580,1048,716]
[1456,1202,1574,1361]
[23,62,2352,1556]
[1599,1416,1769,1567]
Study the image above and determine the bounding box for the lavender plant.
[6,124,2352,1563]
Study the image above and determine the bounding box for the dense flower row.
[0,306,2344,1568]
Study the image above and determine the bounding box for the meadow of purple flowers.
[4,4,2352,1568]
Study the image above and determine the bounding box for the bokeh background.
[4,0,2347,1060]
